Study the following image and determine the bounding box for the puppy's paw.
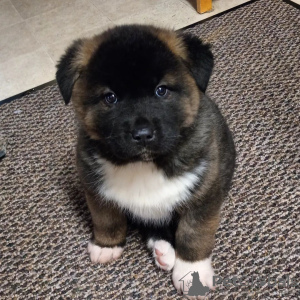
[87,241,123,264]
[148,239,175,271]
[172,257,215,299]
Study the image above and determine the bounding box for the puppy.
[56,25,235,295]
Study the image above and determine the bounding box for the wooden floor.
[197,0,213,13]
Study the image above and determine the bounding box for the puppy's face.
[56,25,213,163]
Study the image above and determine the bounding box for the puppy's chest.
[96,159,206,222]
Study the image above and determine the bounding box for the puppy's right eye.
[156,86,168,97]
[104,92,118,104]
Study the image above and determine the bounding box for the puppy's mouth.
[135,149,156,162]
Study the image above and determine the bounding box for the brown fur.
[154,29,188,60]
[181,73,201,127]
[154,28,201,128]
[176,212,220,261]
[72,79,103,140]
[85,192,127,247]
[175,133,222,260]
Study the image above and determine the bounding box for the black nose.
[132,127,155,144]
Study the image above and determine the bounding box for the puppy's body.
[56,25,235,294]
[77,94,234,223]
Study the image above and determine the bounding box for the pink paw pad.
[152,240,176,271]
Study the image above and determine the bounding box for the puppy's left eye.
[104,92,118,104]
[155,86,168,97]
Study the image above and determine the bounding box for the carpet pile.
[0,0,299,298]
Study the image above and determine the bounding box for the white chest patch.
[96,158,207,222]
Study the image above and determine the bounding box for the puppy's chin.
[122,149,155,163]
[114,148,157,163]
[138,149,155,162]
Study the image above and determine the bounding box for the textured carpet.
[1,0,299,299]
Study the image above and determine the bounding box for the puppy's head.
[56,25,213,163]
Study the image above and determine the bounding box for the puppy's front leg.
[85,192,127,264]
[173,210,219,296]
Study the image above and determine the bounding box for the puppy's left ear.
[180,33,214,93]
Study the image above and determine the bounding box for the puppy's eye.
[104,92,118,104]
[155,86,168,97]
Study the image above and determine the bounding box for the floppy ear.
[56,39,85,105]
[180,33,214,93]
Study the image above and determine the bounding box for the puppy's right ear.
[56,39,85,105]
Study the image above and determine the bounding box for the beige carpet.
[1,0,299,298]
